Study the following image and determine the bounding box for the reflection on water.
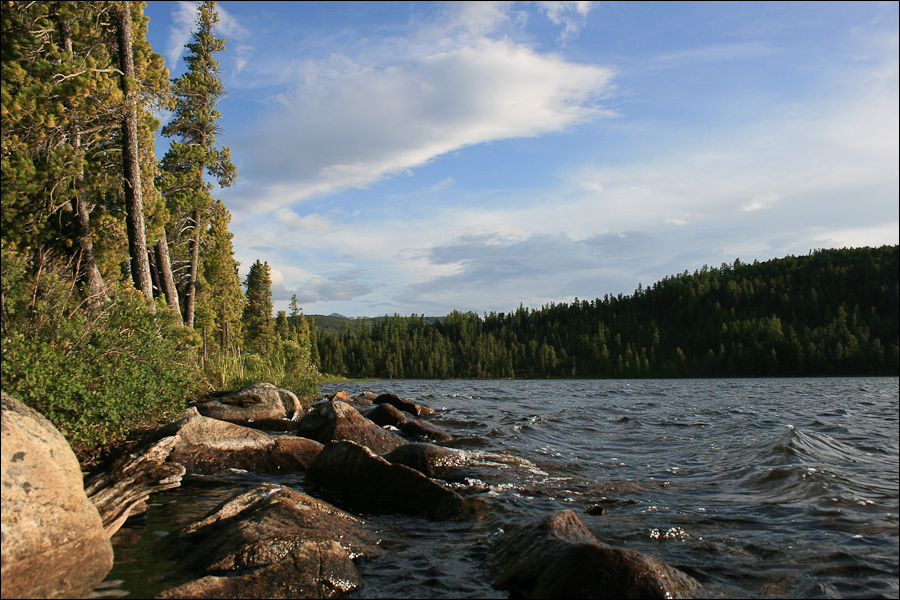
[95,377,899,599]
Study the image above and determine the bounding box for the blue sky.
[142,1,899,317]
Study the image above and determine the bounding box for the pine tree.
[242,260,276,355]
[194,200,244,352]
[159,0,236,328]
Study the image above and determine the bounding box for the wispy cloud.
[231,16,614,213]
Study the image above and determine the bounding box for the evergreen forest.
[313,246,899,380]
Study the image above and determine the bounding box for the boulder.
[365,402,409,428]
[490,510,700,599]
[365,400,452,441]
[157,485,379,599]
[382,443,468,483]
[1,392,114,599]
[306,440,466,519]
[190,382,304,422]
[295,400,407,454]
[373,392,435,416]
[401,418,454,442]
[152,408,323,474]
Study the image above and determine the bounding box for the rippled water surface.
[97,378,899,598]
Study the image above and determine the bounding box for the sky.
[141,1,899,318]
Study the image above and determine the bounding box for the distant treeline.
[311,246,899,379]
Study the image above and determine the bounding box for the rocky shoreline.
[2,384,701,599]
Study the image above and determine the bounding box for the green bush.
[1,245,202,451]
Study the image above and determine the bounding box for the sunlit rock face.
[1,392,114,599]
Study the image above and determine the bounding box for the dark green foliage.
[315,247,899,379]
[1,244,201,451]
[241,259,275,355]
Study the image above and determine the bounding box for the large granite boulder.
[151,407,323,474]
[306,440,466,519]
[1,392,114,599]
[190,382,304,423]
[295,400,407,454]
[157,485,379,599]
[489,510,700,599]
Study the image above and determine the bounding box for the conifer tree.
[159,0,236,327]
[194,200,244,352]
[242,260,276,355]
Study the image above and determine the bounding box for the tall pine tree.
[159,0,236,327]
[194,199,244,353]
[242,260,276,355]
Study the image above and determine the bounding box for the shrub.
[1,245,202,451]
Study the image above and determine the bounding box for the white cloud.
[538,1,593,41]
[235,35,614,213]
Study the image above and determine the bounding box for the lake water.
[96,377,899,599]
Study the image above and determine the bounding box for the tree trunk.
[116,1,154,307]
[185,207,201,328]
[155,233,182,321]
[62,19,107,305]
[73,189,108,304]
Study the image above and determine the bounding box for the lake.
[96,377,899,598]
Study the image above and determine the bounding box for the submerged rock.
[1,392,114,599]
[490,510,700,599]
[306,440,466,519]
[157,485,378,599]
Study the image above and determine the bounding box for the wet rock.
[365,402,409,428]
[382,443,468,483]
[157,485,378,599]
[401,418,454,442]
[191,382,304,422]
[306,440,466,519]
[490,510,700,599]
[373,393,435,416]
[153,408,323,474]
[295,400,407,454]
[1,392,113,599]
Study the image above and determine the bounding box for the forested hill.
[313,246,899,379]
